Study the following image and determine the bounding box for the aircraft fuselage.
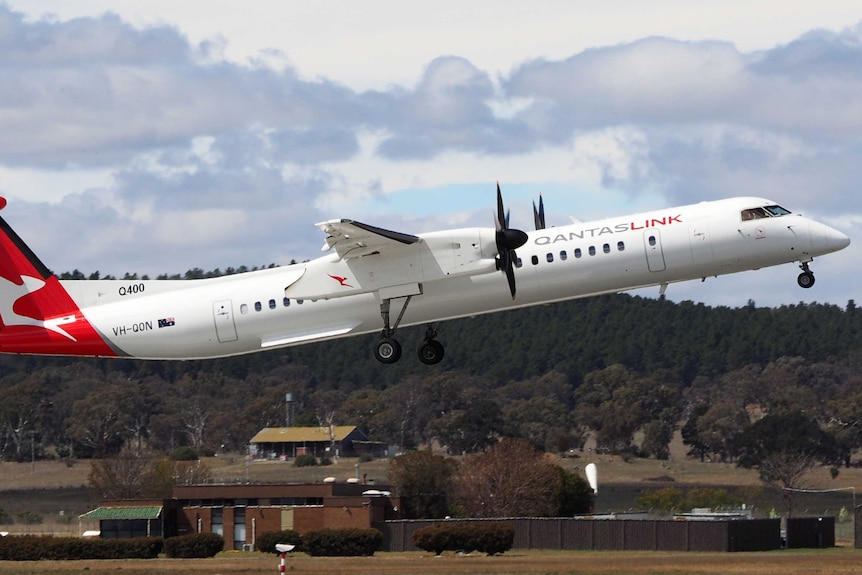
[31,196,846,362]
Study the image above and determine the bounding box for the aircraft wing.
[316,219,420,260]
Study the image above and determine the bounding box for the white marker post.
[275,543,295,574]
[585,463,598,494]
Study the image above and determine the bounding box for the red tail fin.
[0,198,118,357]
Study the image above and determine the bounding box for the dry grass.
[3,433,862,540]
[205,455,392,485]
[3,429,861,492]
[1,549,862,575]
[0,460,90,490]
[2,450,862,573]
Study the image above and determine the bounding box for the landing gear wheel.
[797,271,815,289]
[417,339,445,365]
[374,337,402,364]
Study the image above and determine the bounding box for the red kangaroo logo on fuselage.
[328,274,354,288]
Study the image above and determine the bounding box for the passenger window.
[648,236,656,247]
[531,255,539,266]
[603,244,610,254]
[515,257,523,268]
[617,241,625,251]
[297,299,304,305]
[560,250,567,261]
[269,299,276,310]
[283,297,290,307]
[574,248,582,258]
[546,253,554,263]
[588,246,596,256]
[254,302,262,312]
[240,304,249,314]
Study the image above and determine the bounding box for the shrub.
[637,486,742,512]
[472,522,515,555]
[357,453,374,463]
[163,533,224,558]
[15,511,42,525]
[0,508,13,525]
[255,529,303,554]
[169,446,199,461]
[319,456,333,466]
[0,535,162,560]
[412,524,455,555]
[413,522,514,556]
[302,528,382,557]
[294,454,318,467]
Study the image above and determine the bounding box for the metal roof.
[250,426,361,443]
[79,506,162,520]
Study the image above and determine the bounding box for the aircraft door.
[689,220,714,267]
[644,230,667,272]
[213,300,238,343]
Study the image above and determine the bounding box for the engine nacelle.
[419,227,499,279]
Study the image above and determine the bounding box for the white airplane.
[0,187,850,364]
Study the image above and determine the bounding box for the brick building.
[80,482,398,550]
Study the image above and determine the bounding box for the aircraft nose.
[811,221,850,254]
[834,229,851,250]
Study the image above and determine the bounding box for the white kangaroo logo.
[0,275,77,341]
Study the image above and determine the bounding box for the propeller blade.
[505,258,517,299]
[533,194,545,230]
[495,182,506,232]
[494,182,529,299]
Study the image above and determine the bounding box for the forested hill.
[48,268,861,386]
[2,291,862,460]
[278,294,862,386]
[2,292,860,388]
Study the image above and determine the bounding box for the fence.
[786,516,834,548]
[376,517,782,552]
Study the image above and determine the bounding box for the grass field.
[2,549,862,575]
[2,442,862,573]
[1,432,861,539]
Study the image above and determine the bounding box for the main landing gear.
[797,261,816,289]
[417,327,445,365]
[373,296,444,365]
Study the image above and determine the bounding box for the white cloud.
[0,1,859,308]
[0,165,112,203]
[572,127,653,187]
[10,1,862,90]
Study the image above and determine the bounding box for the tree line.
[2,267,862,485]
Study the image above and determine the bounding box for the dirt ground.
[1,549,862,575]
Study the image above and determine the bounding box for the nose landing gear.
[797,261,815,289]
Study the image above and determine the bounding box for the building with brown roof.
[250,426,387,459]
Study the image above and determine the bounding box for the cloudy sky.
[1,1,861,309]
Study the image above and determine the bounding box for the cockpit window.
[741,207,769,221]
[764,205,791,216]
[741,205,791,221]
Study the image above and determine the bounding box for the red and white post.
[275,543,294,573]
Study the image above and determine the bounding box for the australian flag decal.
[158,317,175,328]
